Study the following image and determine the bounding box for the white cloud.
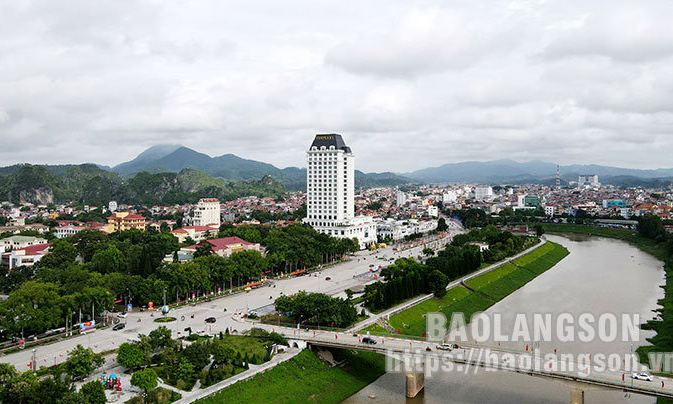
[0,0,672,172]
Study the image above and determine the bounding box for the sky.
[1,0,672,173]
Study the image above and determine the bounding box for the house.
[170,225,220,243]
[467,241,490,252]
[2,243,50,269]
[104,212,146,233]
[181,236,264,258]
[0,235,48,251]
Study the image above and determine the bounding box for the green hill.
[0,165,286,206]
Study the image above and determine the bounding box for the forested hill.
[0,164,286,205]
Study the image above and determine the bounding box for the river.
[343,234,666,404]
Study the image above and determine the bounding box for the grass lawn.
[512,242,555,266]
[361,323,390,335]
[222,335,270,364]
[388,287,471,336]
[195,349,385,404]
[465,263,518,290]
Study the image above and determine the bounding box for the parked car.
[325,276,331,281]
[205,317,216,323]
[632,372,653,381]
[117,312,127,318]
[362,337,377,344]
[436,343,452,351]
[113,323,125,331]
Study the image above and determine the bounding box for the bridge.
[259,324,673,403]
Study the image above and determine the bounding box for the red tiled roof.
[17,243,50,255]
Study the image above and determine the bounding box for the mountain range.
[403,159,673,186]
[109,145,413,190]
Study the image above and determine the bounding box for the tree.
[428,270,449,298]
[183,342,210,370]
[534,224,545,236]
[422,247,434,257]
[116,342,147,369]
[90,245,124,274]
[211,340,236,365]
[437,217,448,232]
[0,363,18,385]
[79,380,106,404]
[64,345,104,380]
[130,368,158,394]
[0,281,63,338]
[194,243,213,258]
[0,370,37,404]
[148,326,172,350]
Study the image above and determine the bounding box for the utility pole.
[163,288,167,307]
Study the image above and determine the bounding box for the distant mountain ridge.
[404,159,673,185]
[111,144,413,190]
[0,163,286,205]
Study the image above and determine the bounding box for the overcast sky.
[1,0,672,172]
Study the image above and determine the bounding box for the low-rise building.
[0,235,48,251]
[171,224,220,243]
[105,212,146,233]
[181,236,264,258]
[2,243,50,269]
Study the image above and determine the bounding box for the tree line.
[0,223,360,340]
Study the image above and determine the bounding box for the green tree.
[210,340,236,365]
[116,342,147,369]
[0,281,63,337]
[194,243,213,258]
[64,345,104,380]
[422,247,434,257]
[130,368,158,394]
[428,270,449,298]
[148,326,172,349]
[79,380,106,404]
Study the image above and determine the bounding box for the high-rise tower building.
[304,134,376,249]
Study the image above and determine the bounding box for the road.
[0,221,463,370]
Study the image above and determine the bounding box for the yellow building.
[105,212,146,233]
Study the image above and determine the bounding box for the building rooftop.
[309,133,352,153]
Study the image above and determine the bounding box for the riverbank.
[541,223,668,260]
[367,241,569,337]
[194,349,385,404]
[544,224,673,404]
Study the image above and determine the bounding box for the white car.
[436,343,452,351]
[117,312,127,318]
[632,372,653,381]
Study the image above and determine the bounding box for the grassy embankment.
[365,241,569,337]
[542,223,673,404]
[195,349,385,404]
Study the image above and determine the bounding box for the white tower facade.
[304,134,376,249]
[192,198,221,226]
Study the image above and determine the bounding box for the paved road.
[0,222,463,370]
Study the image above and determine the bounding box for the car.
[113,323,125,331]
[369,264,375,267]
[117,312,127,318]
[205,317,216,323]
[362,337,377,344]
[325,276,331,281]
[425,346,432,352]
[632,372,653,381]
[436,343,452,351]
